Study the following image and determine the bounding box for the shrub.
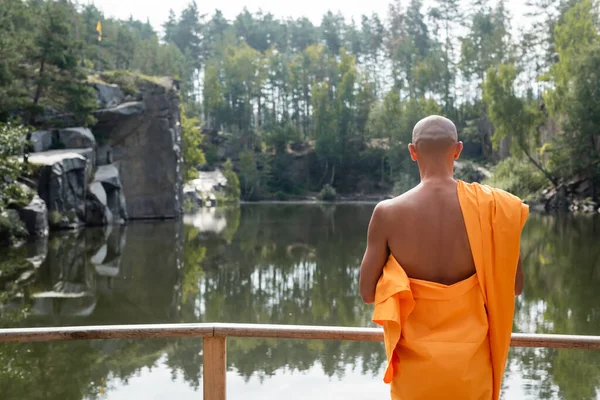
[222,159,240,202]
[0,123,31,211]
[484,157,548,199]
[318,184,337,201]
[454,161,487,183]
[0,210,27,247]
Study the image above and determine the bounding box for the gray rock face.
[28,128,96,153]
[96,144,113,166]
[58,127,96,150]
[93,82,125,109]
[30,151,88,228]
[96,164,127,222]
[93,79,183,219]
[85,182,111,226]
[17,195,49,237]
[85,164,127,226]
[94,101,145,118]
[29,130,53,153]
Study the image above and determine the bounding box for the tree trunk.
[522,147,558,187]
[24,54,47,164]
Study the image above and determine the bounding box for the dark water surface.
[0,205,598,399]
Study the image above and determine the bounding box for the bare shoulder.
[373,191,413,217]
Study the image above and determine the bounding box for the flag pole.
[96,20,102,72]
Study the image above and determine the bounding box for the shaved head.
[412,115,458,145]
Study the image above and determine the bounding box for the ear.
[454,141,464,160]
[408,143,418,161]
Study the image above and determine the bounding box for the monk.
[359,115,528,400]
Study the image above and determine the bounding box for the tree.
[542,0,598,116]
[428,0,463,109]
[181,106,206,182]
[222,158,241,202]
[320,11,345,55]
[0,123,30,211]
[27,0,96,126]
[0,0,34,121]
[483,64,557,186]
[549,43,600,198]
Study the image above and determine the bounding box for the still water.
[0,204,598,400]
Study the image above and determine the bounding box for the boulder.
[17,195,49,237]
[85,182,112,226]
[29,130,53,153]
[92,79,183,219]
[58,127,96,149]
[29,150,88,229]
[85,164,127,226]
[95,164,127,223]
[27,128,96,153]
[93,82,124,109]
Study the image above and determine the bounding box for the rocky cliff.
[92,76,183,219]
[13,74,183,238]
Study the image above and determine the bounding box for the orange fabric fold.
[372,181,529,400]
[372,254,416,384]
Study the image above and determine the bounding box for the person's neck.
[418,163,455,185]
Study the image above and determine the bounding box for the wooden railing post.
[203,336,226,400]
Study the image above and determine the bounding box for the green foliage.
[543,0,599,116]
[485,157,548,199]
[222,158,241,202]
[0,123,30,211]
[454,161,487,183]
[181,225,206,304]
[318,184,337,201]
[48,211,63,227]
[0,211,27,247]
[483,64,558,187]
[1,0,598,200]
[181,106,206,183]
[238,148,270,200]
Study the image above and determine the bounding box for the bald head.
[412,115,458,145]
[408,115,461,168]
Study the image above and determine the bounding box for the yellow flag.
[96,21,102,41]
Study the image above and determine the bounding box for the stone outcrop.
[57,127,96,149]
[92,78,183,219]
[6,73,182,244]
[29,150,89,228]
[85,164,127,226]
[17,195,49,237]
[541,178,599,212]
[29,127,96,153]
[183,169,228,209]
[93,82,125,109]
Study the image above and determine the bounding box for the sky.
[88,0,531,34]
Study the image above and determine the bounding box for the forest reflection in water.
[0,205,598,399]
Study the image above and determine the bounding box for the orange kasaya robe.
[373,180,529,400]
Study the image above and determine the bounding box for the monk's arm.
[515,253,524,296]
[359,203,389,304]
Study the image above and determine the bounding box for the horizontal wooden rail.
[0,323,599,349]
[0,323,598,400]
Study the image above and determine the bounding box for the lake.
[0,204,598,400]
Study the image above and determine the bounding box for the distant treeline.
[1,0,598,200]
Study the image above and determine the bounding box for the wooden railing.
[0,323,599,399]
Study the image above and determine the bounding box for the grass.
[90,70,171,96]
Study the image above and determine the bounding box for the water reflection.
[0,206,598,399]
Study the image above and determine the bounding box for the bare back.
[385,180,475,285]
